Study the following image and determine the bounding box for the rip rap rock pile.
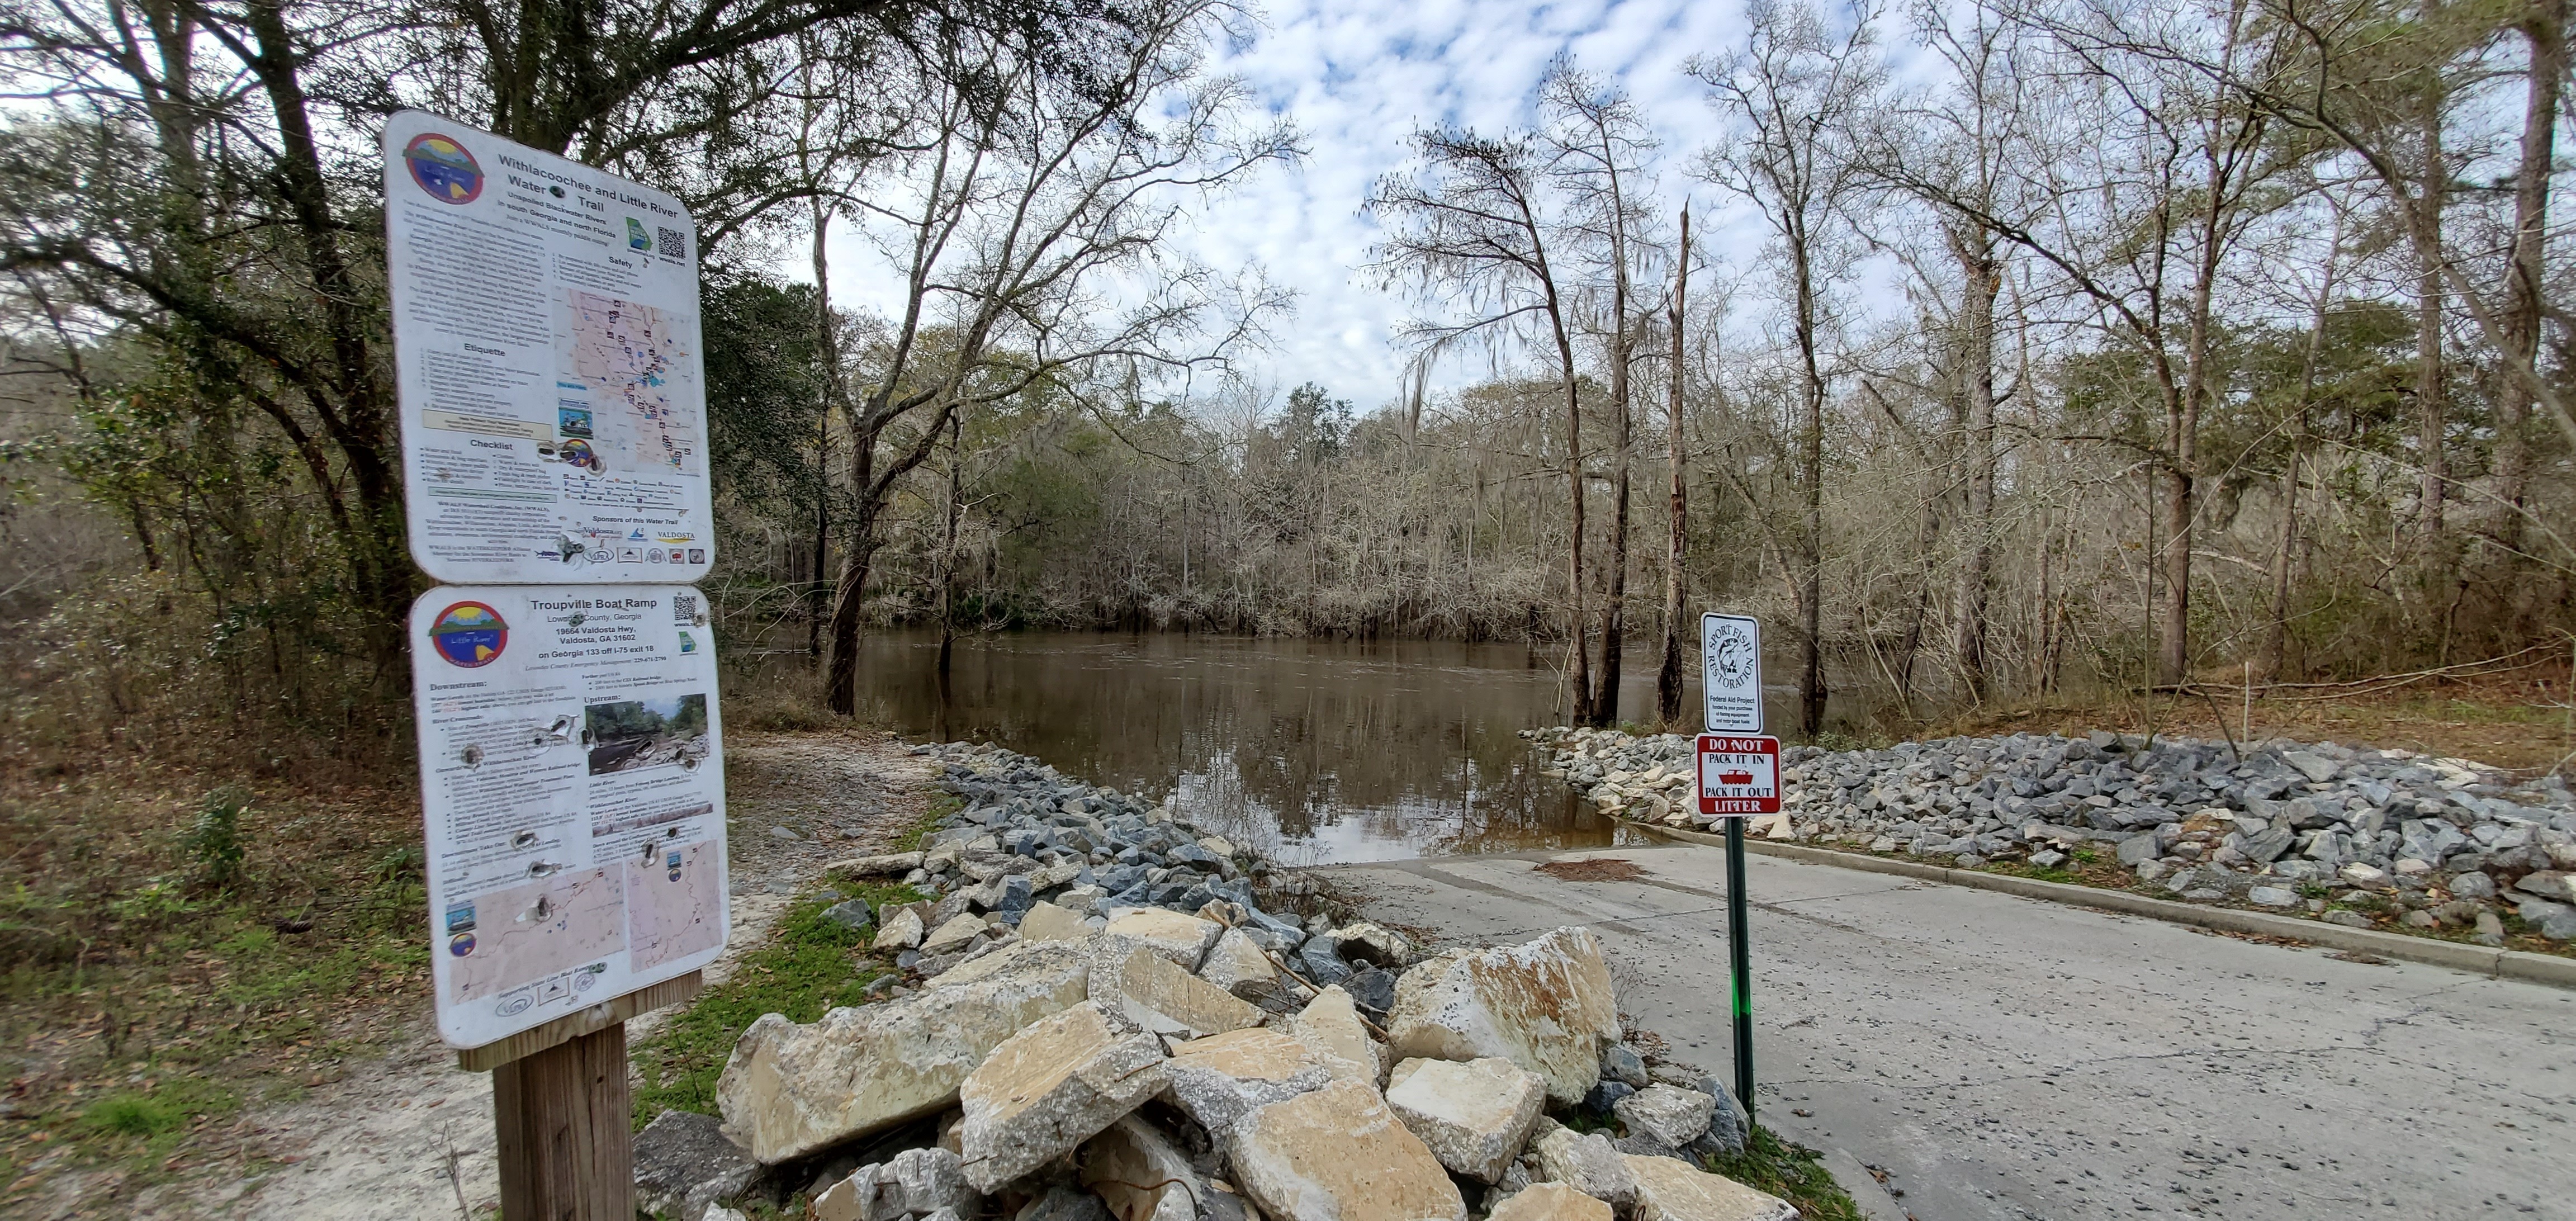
[677,746,1793,1220]
[1527,726,2576,945]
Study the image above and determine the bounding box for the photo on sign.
[584,693,708,775]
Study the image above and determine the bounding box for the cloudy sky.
[804,0,1787,417]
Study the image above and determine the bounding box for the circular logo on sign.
[429,601,508,668]
[1706,624,1757,688]
[448,931,476,957]
[403,132,484,204]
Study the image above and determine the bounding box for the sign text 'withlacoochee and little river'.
[386,111,727,1050]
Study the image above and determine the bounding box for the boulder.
[1698,1077,1750,1156]
[1093,943,1266,1039]
[1622,1154,1797,1221]
[1197,928,1287,1004]
[1159,1028,1342,1137]
[1016,1186,1112,1221]
[924,913,989,955]
[1019,901,1091,943]
[718,939,1092,1162]
[1489,1182,1614,1221]
[1385,927,1621,1105]
[1530,1125,1635,1210]
[958,1000,1168,1192]
[1330,921,1414,968]
[812,1148,974,1221]
[1102,909,1223,969]
[826,851,925,876]
[1611,1085,1715,1157]
[875,906,927,950]
[1383,1056,1547,1182]
[632,1110,761,1221]
[1286,986,1385,1082]
[1225,1077,1467,1221]
[1081,1113,1202,1221]
[2514,870,2576,903]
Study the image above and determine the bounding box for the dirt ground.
[107,731,938,1221]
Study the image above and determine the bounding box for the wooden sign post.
[386,110,728,1215]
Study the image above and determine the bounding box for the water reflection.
[834,631,1684,864]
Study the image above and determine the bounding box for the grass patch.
[889,796,958,853]
[629,878,925,1129]
[1702,1125,1865,1221]
[0,765,430,1194]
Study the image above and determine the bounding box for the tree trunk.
[1656,209,1691,726]
[1593,315,1633,726]
[2260,434,2301,680]
[825,404,883,714]
[1952,227,1999,703]
[2412,87,2447,552]
[2494,0,2564,562]
[1790,241,1827,737]
[937,411,963,674]
[808,199,839,665]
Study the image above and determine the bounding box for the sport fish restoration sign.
[1696,735,1782,817]
[409,584,728,1047]
[383,111,712,585]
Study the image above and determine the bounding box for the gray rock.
[2541,910,2576,941]
[820,898,873,931]
[1600,1044,1650,1090]
[2447,870,2497,900]
[1610,1083,1715,1157]
[1014,1186,1110,1221]
[2243,827,2296,864]
[1343,966,1397,1019]
[770,825,801,840]
[1296,934,1354,986]
[633,1110,763,1221]
[2248,886,2299,908]
[2116,833,2162,866]
[1582,1078,1635,1115]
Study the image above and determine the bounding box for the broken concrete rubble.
[1091,942,1265,1039]
[1384,1056,1548,1182]
[1385,927,1622,1105]
[688,741,1823,1220]
[716,939,1092,1162]
[1489,1181,1616,1221]
[1225,1077,1467,1221]
[1623,1153,1799,1221]
[1080,1114,1201,1221]
[958,1001,1167,1192]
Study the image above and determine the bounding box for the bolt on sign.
[1696,734,1782,817]
[383,110,712,586]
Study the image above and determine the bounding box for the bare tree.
[1693,0,1883,735]
[1544,61,1664,726]
[1371,127,1598,722]
[820,2,1300,712]
[1657,206,1692,724]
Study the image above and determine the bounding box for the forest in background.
[0,0,2570,758]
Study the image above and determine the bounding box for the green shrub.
[182,785,250,889]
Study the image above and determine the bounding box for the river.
[803,630,1824,864]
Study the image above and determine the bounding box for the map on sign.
[562,291,699,476]
[382,111,711,585]
[446,867,626,1004]
[411,583,727,1048]
[624,840,725,969]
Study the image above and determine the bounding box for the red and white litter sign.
[1697,735,1782,817]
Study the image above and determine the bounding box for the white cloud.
[792,0,1848,415]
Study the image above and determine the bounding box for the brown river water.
[809,630,1815,864]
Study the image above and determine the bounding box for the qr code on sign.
[673,592,698,624]
[657,226,687,261]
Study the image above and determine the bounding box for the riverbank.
[674,736,1860,1219]
[1528,723,2576,957]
